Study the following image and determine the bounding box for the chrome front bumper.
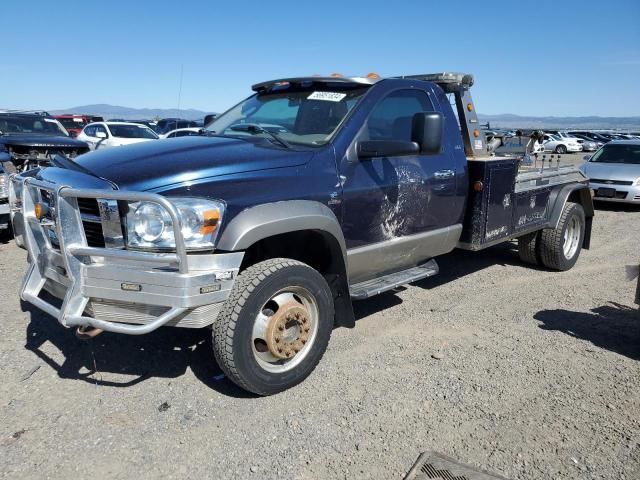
[18,177,242,334]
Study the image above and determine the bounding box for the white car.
[77,122,159,150]
[159,127,203,139]
[542,133,583,154]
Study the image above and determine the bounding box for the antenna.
[177,64,184,112]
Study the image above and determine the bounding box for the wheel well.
[239,230,355,328]
[567,188,594,218]
[567,188,594,249]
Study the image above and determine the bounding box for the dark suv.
[0,111,89,234]
[0,111,89,171]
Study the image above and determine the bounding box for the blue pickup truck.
[10,72,594,394]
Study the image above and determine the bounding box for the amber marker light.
[473,181,483,192]
[467,103,474,112]
[201,210,221,236]
[34,202,43,220]
[473,129,480,137]
[367,72,380,79]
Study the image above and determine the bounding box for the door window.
[95,125,108,137]
[84,125,96,137]
[367,90,434,141]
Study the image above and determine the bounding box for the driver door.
[340,89,458,283]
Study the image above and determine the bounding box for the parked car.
[568,131,611,144]
[542,133,583,153]
[203,114,218,127]
[53,115,104,137]
[598,132,629,141]
[159,127,203,139]
[556,132,598,152]
[569,132,605,149]
[580,140,640,204]
[77,122,159,150]
[11,72,594,395]
[0,111,89,238]
[155,118,199,135]
[0,111,89,172]
[109,119,158,130]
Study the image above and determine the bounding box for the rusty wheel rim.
[251,287,319,373]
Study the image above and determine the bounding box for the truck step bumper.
[349,259,439,300]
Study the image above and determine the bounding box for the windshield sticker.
[307,91,347,102]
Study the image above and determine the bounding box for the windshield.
[206,87,369,147]
[108,124,159,139]
[0,115,68,136]
[590,143,640,164]
[58,118,87,130]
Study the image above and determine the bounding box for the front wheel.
[555,144,567,154]
[538,202,585,271]
[212,258,334,395]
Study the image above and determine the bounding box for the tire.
[555,144,567,154]
[517,231,541,265]
[212,258,334,395]
[538,202,585,271]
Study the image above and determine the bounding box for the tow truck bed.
[458,156,589,250]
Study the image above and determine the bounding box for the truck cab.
[11,72,593,395]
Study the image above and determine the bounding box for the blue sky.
[1,0,638,117]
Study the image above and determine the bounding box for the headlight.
[126,197,224,251]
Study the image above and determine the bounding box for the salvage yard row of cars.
[0,72,639,395]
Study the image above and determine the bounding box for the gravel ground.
[1,178,639,479]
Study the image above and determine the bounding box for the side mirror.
[411,112,443,154]
[583,155,592,161]
[96,131,107,139]
[357,140,420,159]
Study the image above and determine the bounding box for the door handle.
[434,170,455,179]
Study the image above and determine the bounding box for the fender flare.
[217,200,354,328]
[547,183,594,227]
[546,183,594,248]
[217,200,347,259]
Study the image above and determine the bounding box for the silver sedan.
[578,139,599,152]
[580,140,640,204]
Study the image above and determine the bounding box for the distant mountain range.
[52,104,640,130]
[477,113,640,130]
[51,104,211,121]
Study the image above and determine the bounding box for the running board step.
[349,259,439,300]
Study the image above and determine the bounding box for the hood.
[35,165,116,190]
[581,161,640,181]
[0,134,87,149]
[75,135,314,191]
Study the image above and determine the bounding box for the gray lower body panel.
[346,224,461,285]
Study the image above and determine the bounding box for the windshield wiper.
[228,123,292,149]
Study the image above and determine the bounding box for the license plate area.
[597,187,616,198]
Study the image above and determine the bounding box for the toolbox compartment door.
[484,163,516,241]
[514,188,551,233]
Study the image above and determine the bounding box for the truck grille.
[76,198,106,248]
[589,178,633,186]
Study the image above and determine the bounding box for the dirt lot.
[1,167,639,479]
